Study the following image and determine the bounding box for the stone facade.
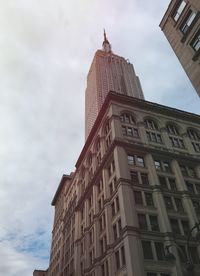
[35,35,200,276]
[47,92,200,276]
[160,0,200,97]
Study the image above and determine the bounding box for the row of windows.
[121,114,200,139]
[128,154,198,179]
[172,0,200,52]
[142,240,199,264]
[122,118,200,152]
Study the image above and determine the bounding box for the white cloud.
[0,0,199,275]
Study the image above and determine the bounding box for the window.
[138,214,148,230]
[134,191,143,205]
[131,171,139,184]
[170,218,181,234]
[192,142,200,152]
[166,123,179,135]
[145,193,154,206]
[187,129,200,141]
[120,113,135,124]
[168,178,177,191]
[155,160,161,170]
[155,242,165,260]
[174,198,184,212]
[186,182,195,194]
[149,215,159,231]
[128,154,145,167]
[111,197,120,217]
[173,0,186,21]
[180,10,196,34]
[154,160,171,172]
[191,29,200,52]
[146,131,162,143]
[141,173,149,185]
[142,241,153,259]
[179,164,196,178]
[159,176,168,190]
[122,126,139,137]
[164,196,173,210]
[169,137,185,148]
[137,156,145,167]
[115,246,126,270]
[144,119,158,130]
[193,200,200,214]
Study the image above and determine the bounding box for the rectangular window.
[175,198,184,212]
[115,251,120,270]
[173,0,186,21]
[121,246,126,266]
[149,215,159,231]
[164,196,173,210]
[180,10,196,34]
[142,241,153,259]
[186,182,195,194]
[113,224,117,240]
[130,171,139,184]
[191,29,200,52]
[138,214,148,230]
[189,247,200,264]
[134,191,143,205]
[141,173,149,185]
[137,156,145,167]
[155,242,165,260]
[192,142,200,152]
[168,178,177,191]
[170,218,181,234]
[181,220,190,236]
[128,155,135,165]
[159,176,168,190]
[154,160,161,170]
[145,193,154,206]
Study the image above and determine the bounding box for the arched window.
[166,123,179,136]
[187,128,200,141]
[121,113,139,138]
[144,118,162,144]
[120,113,135,124]
[166,123,185,149]
[144,119,158,130]
[187,128,200,152]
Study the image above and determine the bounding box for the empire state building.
[85,31,144,139]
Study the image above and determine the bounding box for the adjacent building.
[160,0,200,97]
[37,33,200,276]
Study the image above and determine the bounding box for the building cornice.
[51,174,72,206]
[76,91,200,169]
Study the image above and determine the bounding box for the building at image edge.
[36,35,200,276]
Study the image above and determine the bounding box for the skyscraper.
[160,0,200,97]
[36,33,200,276]
[85,31,144,139]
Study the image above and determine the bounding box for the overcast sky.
[0,0,200,275]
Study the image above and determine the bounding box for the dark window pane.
[145,193,154,206]
[131,171,139,184]
[181,220,190,236]
[175,198,184,212]
[149,216,159,231]
[159,176,168,190]
[170,219,181,235]
[142,241,153,259]
[169,178,177,191]
[115,251,120,269]
[134,191,143,205]
[121,246,126,265]
[138,214,148,230]
[141,173,149,185]
[189,247,200,264]
[137,156,145,167]
[155,242,165,260]
[164,196,173,210]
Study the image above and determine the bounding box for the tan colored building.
[160,0,200,97]
[37,35,200,276]
[33,269,48,276]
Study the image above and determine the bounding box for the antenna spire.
[102,29,112,53]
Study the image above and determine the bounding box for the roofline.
[51,174,72,206]
[159,0,175,29]
[76,91,200,169]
